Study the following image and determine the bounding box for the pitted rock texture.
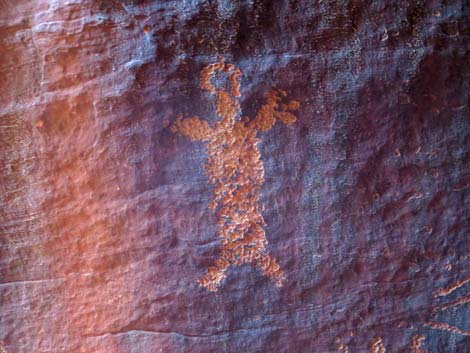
[0,1,469,353]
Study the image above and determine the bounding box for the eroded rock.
[0,1,469,352]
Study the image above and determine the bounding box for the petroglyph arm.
[249,89,300,132]
[171,114,213,141]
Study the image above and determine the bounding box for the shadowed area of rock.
[0,1,469,352]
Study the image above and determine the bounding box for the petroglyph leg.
[197,258,230,292]
[255,254,286,287]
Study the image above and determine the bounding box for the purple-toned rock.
[0,1,469,352]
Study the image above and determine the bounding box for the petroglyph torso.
[172,58,299,291]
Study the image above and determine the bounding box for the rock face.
[0,1,469,353]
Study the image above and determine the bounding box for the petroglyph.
[435,276,470,297]
[425,276,470,336]
[335,340,349,353]
[336,333,428,352]
[424,321,470,336]
[370,337,385,353]
[411,334,427,353]
[172,58,299,291]
[0,342,9,353]
[433,294,470,312]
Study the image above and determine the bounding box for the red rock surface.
[0,1,469,353]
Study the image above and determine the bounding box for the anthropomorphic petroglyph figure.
[425,275,470,336]
[172,58,299,291]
